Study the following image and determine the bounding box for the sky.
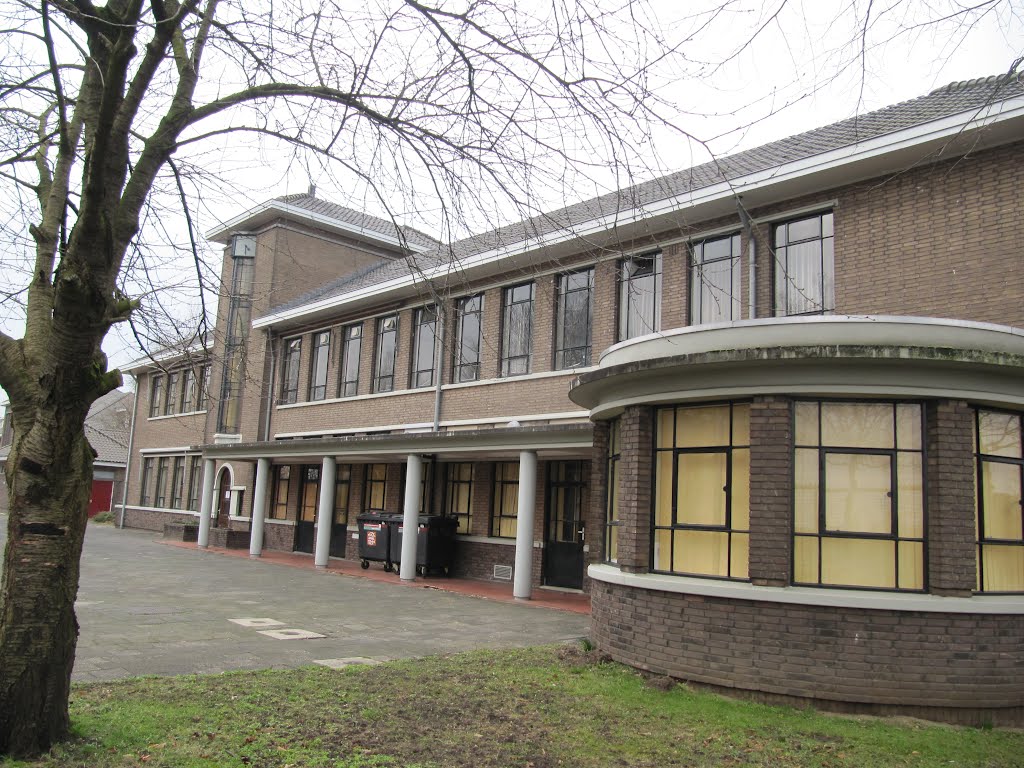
[0,0,1022,390]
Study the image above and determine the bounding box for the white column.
[314,456,337,568]
[399,454,423,582]
[249,458,270,559]
[197,458,216,549]
[513,450,538,600]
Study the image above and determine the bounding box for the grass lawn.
[3,645,1021,768]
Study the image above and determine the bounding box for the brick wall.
[591,580,1024,725]
[926,400,977,595]
[616,405,653,573]
[748,397,793,586]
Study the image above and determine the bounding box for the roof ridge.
[929,71,1023,96]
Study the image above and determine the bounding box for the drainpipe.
[262,333,276,442]
[118,374,141,529]
[432,304,446,432]
[737,200,757,320]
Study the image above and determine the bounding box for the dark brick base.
[591,580,1024,726]
[450,539,516,582]
[122,507,197,531]
[163,522,199,542]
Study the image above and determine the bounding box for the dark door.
[294,465,319,553]
[216,469,232,528]
[330,464,352,557]
[544,461,586,589]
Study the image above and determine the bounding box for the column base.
[249,553,261,559]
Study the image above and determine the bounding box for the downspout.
[118,374,141,529]
[432,303,446,432]
[262,332,276,442]
[737,200,757,320]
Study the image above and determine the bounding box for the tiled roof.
[275,193,439,251]
[266,73,1024,317]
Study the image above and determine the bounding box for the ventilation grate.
[493,564,513,581]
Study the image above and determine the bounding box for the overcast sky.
[1,0,1021,385]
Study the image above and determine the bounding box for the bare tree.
[0,0,687,755]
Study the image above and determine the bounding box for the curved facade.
[571,317,1024,724]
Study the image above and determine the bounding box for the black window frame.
[139,457,154,505]
[280,336,302,405]
[618,252,661,341]
[454,294,483,383]
[410,305,438,389]
[154,457,169,508]
[170,456,186,509]
[490,461,520,538]
[364,463,389,513]
[187,455,203,511]
[373,315,399,393]
[164,372,180,416]
[772,210,835,317]
[309,330,331,401]
[444,463,474,534]
[605,419,621,564]
[500,282,534,377]
[974,407,1024,594]
[180,367,196,413]
[690,233,742,325]
[270,465,291,520]
[554,268,594,370]
[339,323,362,398]
[148,375,164,418]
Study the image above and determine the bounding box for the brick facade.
[748,397,793,587]
[616,405,653,573]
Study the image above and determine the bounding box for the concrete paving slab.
[0,517,589,682]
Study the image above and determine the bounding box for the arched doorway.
[215,465,234,528]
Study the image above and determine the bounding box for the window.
[374,316,398,393]
[500,283,534,377]
[691,234,742,324]
[335,464,353,528]
[270,465,290,520]
[618,253,661,340]
[445,463,473,534]
[410,306,438,388]
[280,337,302,404]
[217,236,256,432]
[170,457,186,509]
[164,372,180,416]
[180,368,196,413]
[299,466,320,524]
[653,403,750,579]
[491,462,519,538]
[197,365,210,410]
[339,324,362,397]
[773,211,834,316]
[975,409,1023,593]
[154,457,169,508]
[149,375,164,418]
[187,456,203,511]
[548,461,586,549]
[606,419,621,564]
[139,457,154,505]
[454,295,483,383]
[793,401,924,591]
[364,463,388,513]
[554,269,593,369]
[309,331,330,401]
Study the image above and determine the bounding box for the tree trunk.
[0,415,93,756]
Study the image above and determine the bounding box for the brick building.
[121,75,1024,724]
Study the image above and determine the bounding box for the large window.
[148,375,164,418]
[187,456,203,511]
[364,463,388,513]
[454,295,483,383]
[793,401,924,591]
[690,234,742,324]
[139,457,154,505]
[653,403,750,579]
[217,235,256,432]
[374,316,398,393]
[170,457,186,509]
[500,283,534,377]
[605,420,621,564]
[309,331,330,401]
[773,211,834,316]
[411,306,438,388]
[445,463,473,534]
[164,372,180,416]
[279,337,302,404]
[491,462,520,538]
[197,365,210,410]
[619,252,661,340]
[975,409,1024,593]
[299,466,319,525]
[339,323,362,397]
[270,465,290,520]
[554,269,593,369]
[154,457,169,508]
[335,464,353,528]
[180,367,196,413]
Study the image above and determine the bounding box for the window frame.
[772,210,835,317]
[197,365,210,410]
[170,456,186,509]
[154,457,169,508]
[690,233,742,325]
[605,419,622,564]
[270,465,291,520]
[444,463,474,534]
[164,372,180,416]
[364,463,389,513]
[308,330,331,401]
[280,336,302,404]
[554,268,594,370]
[410,305,438,389]
[974,407,1024,594]
[180,367,196,413]
[187,455,203,511]
[652,402,751,580]
[139,457,154,505]
[792,399,927,592]
[490,462,520,538]
[618,252,662,341]
[454,294,483,383]
[500,282,535,377]
[148,375,164,418]
[338,323,362,398]
[373,315,399,393]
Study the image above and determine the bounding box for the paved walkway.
[0,519,590,682]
